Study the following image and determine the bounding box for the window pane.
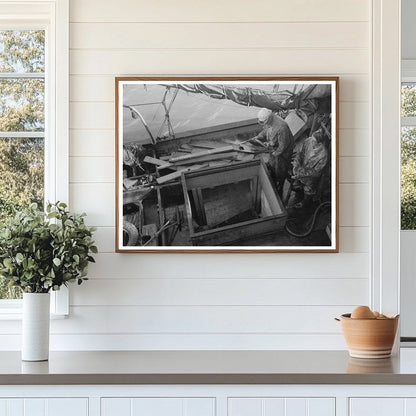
[402,83,416,117]
[0,137,44,217]
[0,137,44,299]
[401,127,416,230]
[0,78,44,132]
[0,284,22,300]
[0,30,45,73]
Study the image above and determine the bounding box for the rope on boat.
[284,201,331,238]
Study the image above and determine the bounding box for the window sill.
[0,287,69,318]
[0,312,68,320]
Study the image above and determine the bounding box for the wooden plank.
[191,188,206,226]
[339,129,369,157]
[253,177,261,212]
[179,143,194,151]
[69,156,114,183]
[169,151,190,159]
[70,0,369,23]
[229,399,262,416]
[191,189,200,222]
[0,3,52,15]
[258,163,284,215]
[70,102,114,129]
[260,191,273,217]
[70,22,369,50]
[169,145,234,163]
[156,187,166,245]
[0,333,347,350]
[157,163,176,171]
[339,183,369,227]
[405,399,416,416]
[350,399,405,416]
[130,398,190,416]
[284,399,309,416]
[308,398,336,416]
[156,164,207,184]
[181,174,195,234]
[184,161,259,189]
[208,160,233,168]
[172,151,236,165]
[196,188,207,225]
[340,102,369,130]
[23,400,45,415]
[48,399,89,416]
[176,152,237,166]
[55,333,351,350]
[69,183,114,226]
[339,156,369,183]
[69,129,114,157]
[70,49,369,76]
[144,155,169,166]
[102,399,131,416]
[54,305,367,333]
[339,227,369,253]
[190,143,218,149]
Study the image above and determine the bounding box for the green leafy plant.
[0,202,97,293]
[401,127,416,230]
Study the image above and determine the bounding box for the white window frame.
[401,61,416,167]
[399,60,416,340]
[371,0,401,323]
[401,60,416,117]
[0,0,69,317]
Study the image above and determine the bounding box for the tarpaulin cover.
[165,84,331,114]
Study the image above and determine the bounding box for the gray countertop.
[2,349,416,385]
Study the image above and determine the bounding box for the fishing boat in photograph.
[118,80,336,249]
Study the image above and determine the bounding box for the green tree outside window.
[402,85,416,230]
[0,30,45,299]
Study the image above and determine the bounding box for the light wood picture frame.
[115,77,339,252]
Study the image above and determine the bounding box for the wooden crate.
[181,160,287,246]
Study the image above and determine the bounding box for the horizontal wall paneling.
[84,252,370,279]
[70,0,369,23]
[70,22,368,50]
[70,278,369,306]
[70,49,369,76]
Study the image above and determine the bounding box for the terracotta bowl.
[347,357,395,373]
[338,313,399,359]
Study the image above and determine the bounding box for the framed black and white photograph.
[116,77,338,252]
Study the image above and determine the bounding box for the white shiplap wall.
[57,0,371,350]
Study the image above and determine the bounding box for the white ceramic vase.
[22,292,50,361]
